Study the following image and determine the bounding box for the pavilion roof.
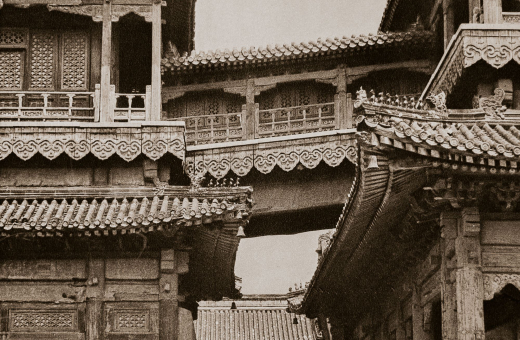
[196,298,322,340]
[161,29,434,74]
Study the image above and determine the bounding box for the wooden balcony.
[0,85,151,122]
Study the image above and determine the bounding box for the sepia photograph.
[1,0,519,339]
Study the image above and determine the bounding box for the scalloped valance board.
[427,28,520,97]
[186,137,357,179]
[0,125,185,162]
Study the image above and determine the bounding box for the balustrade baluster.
[67,94,75,120]
[42,93,50,117]
[127,95,134,120]
[16,94,24,117]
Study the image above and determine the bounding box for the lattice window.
[61,32,88,90]
[298,87,311,106]
[10,310,76,331]
[259,96,274,110]
[29,32,55,90]
[0,29,28,47]
[0,51,23,90]
[281,89,293,108]
[207,97,220,115]
[225,98,241,114]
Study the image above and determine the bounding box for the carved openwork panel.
[29,32,56,90]
[61,32,88,90]
[116,311,149,332]
[483,274,520,300]
[105,303,159,336]
[9,310,77,332]
[0,28,28,48]
[0,51,23,90]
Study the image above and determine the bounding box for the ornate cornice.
[186,133,357,179]
[0,123,185,162]
[47,4,153,22]
[425,26,520,97]
[483,273,520,300]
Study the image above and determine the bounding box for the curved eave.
[301,146,427,319]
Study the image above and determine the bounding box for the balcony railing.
[0,90,98,121]
[0,85,151,122]
[113,85,151,122]
[256,102,336,138]
[178,109,246,145]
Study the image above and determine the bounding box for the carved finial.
[477,88,506,119]
[153,177,168,196]
[354,87,368,108]
[370,89,376,103]
[473,6,482,23]
[426,91,447,113]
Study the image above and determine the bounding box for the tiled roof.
[162,30,434,73]
[196,299,322,340]
[0,187,252,237]
[354,97,520,170]
[379,0,400,32]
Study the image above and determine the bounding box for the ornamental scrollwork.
[0,126,185,162]
[464,35,520,69]
[483,273,520,300]
[186,139,357,179]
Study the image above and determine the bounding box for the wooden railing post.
[94,84,101,122]
[145,85,152,121]
[483,0,503,23]
[109,85,116,120]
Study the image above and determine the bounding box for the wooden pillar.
[335,67,350,129]
[160,249,178,340]
[443,0,455,50]
[440,208,484,340]
[469,0,481,23]
[150,0,162,121]
[482,0,503,23]
[245,79,255,139]
[100,0,113,122]
[85,259,105,340]
[412,285,432,340]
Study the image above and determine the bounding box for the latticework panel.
[0,28,28,47]
[10,310,76,331]
[0,51,23,90]
[61,32,88,90]
[117,312,148,330]
[30,32,55,90]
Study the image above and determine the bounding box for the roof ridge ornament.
[426,91,447,115]
[354,87,368,108]
[473,88,506,120]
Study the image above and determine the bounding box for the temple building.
[290,1,520,340]
[3,0,519,339]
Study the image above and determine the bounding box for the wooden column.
[160,249,178,340]
[150,0,162,121]
[100,0,113,122]
[443,0,455,50]
[412,285,432,340]
[483,0,503,23]
[335,67,350,129]
[245,78,255,139]
[85,259,105,340]
[440,208,484,340]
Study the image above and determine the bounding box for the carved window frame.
[0,28,29,91]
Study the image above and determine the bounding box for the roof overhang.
[421,24,520,99]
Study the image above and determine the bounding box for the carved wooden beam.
[46,4,153,22]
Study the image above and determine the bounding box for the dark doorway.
[118,16,152,94]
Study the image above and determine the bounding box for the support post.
[160,249,178,340]
[245,79,255,139]
[412,285,432,340]
[482,0,503,23]
[334,67,349,130]
[100,0,113,122]
[150,0,162,121]
[443,0,455,49]
[85,259,105,340]
[440,208,484,340]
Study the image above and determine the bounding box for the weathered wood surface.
[0,259,86,280]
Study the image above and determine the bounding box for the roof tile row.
[163,30,433,72]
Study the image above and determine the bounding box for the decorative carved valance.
[0,123,185,162]
[47,4,153,22]
[186,134,357,179]
[483,273,520,300]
